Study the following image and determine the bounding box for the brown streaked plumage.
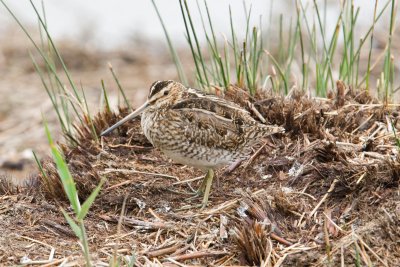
[101,81,284,208]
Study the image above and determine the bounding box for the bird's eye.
[163,90,169,96]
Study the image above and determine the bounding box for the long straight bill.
[100,101,149,136]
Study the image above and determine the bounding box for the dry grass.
[1,81,399,266]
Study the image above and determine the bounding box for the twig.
[323,210,332,261]
[369,123,384,139]
[107,143,152,151]
[355,234,388,267]
[42,219,75,237]
[356,172,367,184]
[243,141,269,169]
[16,235,55,265]
[224,159,243,174]
[112,196,128,265]
[335,141,361,148]
[171,244,191,256]
[273,254,288,267]
[149,208,163,221]
[247,101,266,123]
[203,189,265,215]
[101,168,180,181]
[39,258,68,267]
[351,114,374,134]
[104,180,133,191]
[172,176,203,185]
[363,151,386,160]
[344,103,400,108]
[170,251,227,261]
[323,212,345,233]
[270,232,293,246]
[18,235,55,259]
[99,214,174,230]
[120,216,174,230]
[147,243,182,258]
[309,179,338,218]
[286,191,317,200]
[164,257,187,267]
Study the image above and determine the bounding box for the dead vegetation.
[1,81,400,266]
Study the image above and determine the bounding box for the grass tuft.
[151,0,398,99]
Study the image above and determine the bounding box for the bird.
[101,80,284,208]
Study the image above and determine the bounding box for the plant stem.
[79,222,92,267]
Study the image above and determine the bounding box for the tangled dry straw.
[3,81,399,265]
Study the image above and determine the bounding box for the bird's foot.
[185,188,211,210]
[184,169,214,209]
[187,190,203,199]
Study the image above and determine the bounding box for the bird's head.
[146,80,184,108]
[101,80,184,136]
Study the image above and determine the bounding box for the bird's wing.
[168,96,263,151]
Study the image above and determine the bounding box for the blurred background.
[0,1,391,48]
[0,0,398,182]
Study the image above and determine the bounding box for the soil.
[0,30,399,266]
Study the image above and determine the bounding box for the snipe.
[101,81,284,208]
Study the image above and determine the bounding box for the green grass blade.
[223,36,231,85]
[202,0,228,88]
[150,0,187,85]
[179,0,204,86]
[243,41,251,91]
[32,150,47,180]
[78,177,106,220]
[61,208,82,239]
[243,2,252,52]
[44,120,80,214]
[80,83,99,143]
[195,0,219,85]
[30,52,68,134]
[299,1,317,58]
[101,80,111,113]
[0,0,84,131]
[296,0,306,90]
[229,6,240,84]
[32,150,55,196]
[265,50,288,94]
[352,0,391,68]
[313,0,334,92]
[108,63,131,110]
[204,0,218,56]
[366,0,379,91]
[183,0,210,87]
[127,253,136,267]
[383,0,396,99]
[38,1,57,99]
[28,0,81,103]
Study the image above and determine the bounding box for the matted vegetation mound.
[2,83,400,265]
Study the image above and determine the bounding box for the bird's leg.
[199,169,214,209]
[196,171,208,194]
[187,169,214,208]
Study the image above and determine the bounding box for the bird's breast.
[141,110,181,148]
[140,109,238,169]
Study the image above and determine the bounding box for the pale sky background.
[0,1,395,49]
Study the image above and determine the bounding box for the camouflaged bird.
[101,80,284,208]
